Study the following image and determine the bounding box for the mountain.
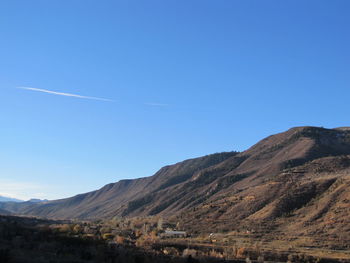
[0,195,23,203]
[2,126,350,238]
[0,152,237,219]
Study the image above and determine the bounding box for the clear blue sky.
[0,0,349,200]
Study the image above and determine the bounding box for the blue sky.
[0,0,349,200]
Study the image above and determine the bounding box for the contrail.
[17,87,113,102]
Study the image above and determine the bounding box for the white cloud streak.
[18,87,113,102]
[144,102,169,107]
[17,87,172,107]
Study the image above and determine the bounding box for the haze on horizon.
[0,0,349,201]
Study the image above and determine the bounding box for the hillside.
[2,126,350,241]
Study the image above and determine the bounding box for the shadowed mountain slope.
[2,126,350,238]
[0,208,11,215]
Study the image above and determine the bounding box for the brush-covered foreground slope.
[2,126,350,239]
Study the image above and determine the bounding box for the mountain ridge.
[2,126,350,239]
[0,195,23,203]
[1,151,237,219]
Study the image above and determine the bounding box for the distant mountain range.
[0,195,23,203]
[0,196,48,203]
[2,126,350,238]
[0,196,21,215]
